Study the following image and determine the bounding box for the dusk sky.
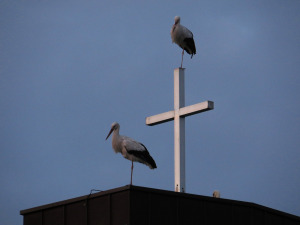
[1,1,300,224]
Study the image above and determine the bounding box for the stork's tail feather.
[140,144,157,169]
[141,147,157,169]
[148,157,157,169]
[128,143,157,170]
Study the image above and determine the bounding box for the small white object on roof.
[213,190,220,198]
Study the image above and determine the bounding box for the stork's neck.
[112,127,120,140]
[112,128,122,153]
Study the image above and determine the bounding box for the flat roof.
[20,185,300,222]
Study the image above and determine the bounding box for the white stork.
[170,16,196,68]
[105,122,157,185]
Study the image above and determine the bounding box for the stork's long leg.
[181,49,184,68]
[130,161,133,185]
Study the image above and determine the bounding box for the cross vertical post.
[174,68,185,192]
[146,68,214,193]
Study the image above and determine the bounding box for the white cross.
[146,68,214,193]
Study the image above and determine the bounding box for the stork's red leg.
[130,161,133,185]
[181,49,184,68]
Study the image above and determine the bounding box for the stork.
[170,16,196,68]
[105,122,157,185]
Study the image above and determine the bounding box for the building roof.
[20,185,300,225]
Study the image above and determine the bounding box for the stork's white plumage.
[170,16,196,68]
[105,122,157,185]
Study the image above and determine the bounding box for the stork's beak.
[105,128,114,140]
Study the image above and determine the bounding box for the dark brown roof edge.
[20,185,300,221]
[129,185,300,221]
[20,185,130,215]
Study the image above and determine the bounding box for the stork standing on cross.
[171,16,196,68]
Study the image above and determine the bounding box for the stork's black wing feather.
[183,37,196,57]
[127,143,157,169]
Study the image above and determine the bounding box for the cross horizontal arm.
[179,101,214,117]
[146,111,174,126]
[146,101,214,126]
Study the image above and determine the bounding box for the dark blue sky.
[1,1,300,224]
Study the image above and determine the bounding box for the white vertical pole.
[174,68,185,192]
